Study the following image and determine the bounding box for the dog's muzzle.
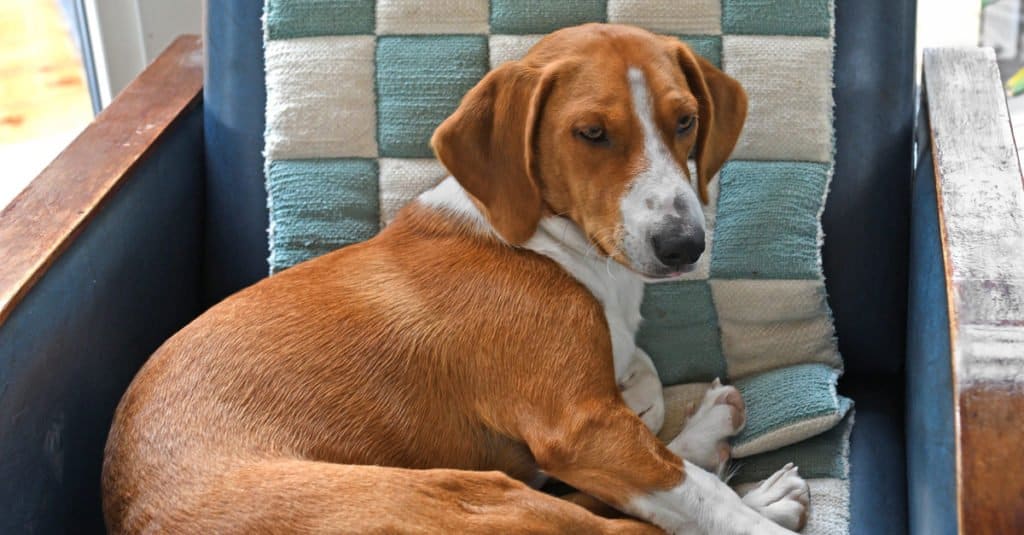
[650,217,705,270]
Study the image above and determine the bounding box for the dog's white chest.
[419,178,645,379]
[523,218,645,379]
[592,271,645,379]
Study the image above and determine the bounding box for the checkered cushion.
[263,1,849,532]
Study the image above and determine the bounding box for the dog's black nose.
[651,228,705,268]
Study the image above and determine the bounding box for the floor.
[0,0,92,209]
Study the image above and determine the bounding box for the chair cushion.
[656,374,907,534]
[201,2,920,374]
[725,375,908,534]
[262,0,852,528]
[262,0,848,445]
[734,414,854,534]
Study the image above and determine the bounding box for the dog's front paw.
[667,379,745,474]
[740,463,810,532]
[619,351,665,434]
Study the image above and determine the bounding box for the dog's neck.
[418,177,644,379]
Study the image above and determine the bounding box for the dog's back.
[101,203,628,533]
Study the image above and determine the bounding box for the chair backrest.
[202,0,917,377]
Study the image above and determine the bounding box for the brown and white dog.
[102,23,809,534]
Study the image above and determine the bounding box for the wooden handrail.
[923,47,1024,534]
[0,35,203,325]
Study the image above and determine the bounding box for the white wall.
[84,0,202,108]
[916,0,982,79]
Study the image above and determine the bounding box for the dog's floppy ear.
[672,42,748,204]
[431,62,558,244]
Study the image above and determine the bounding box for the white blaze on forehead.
[619,67,704,271]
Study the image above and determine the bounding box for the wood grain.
[924,47,1024,534]
[0,35,203,326]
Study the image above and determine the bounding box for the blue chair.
[3,1,1022,533]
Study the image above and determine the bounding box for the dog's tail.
[107,458,662,534]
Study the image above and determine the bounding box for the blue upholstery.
[0,108,205,533]
[827,0,917,377]
[905,144,957,535]
[203,1,269,304]
[196,1,922,531]
[830,4,918,530]
[0,0,932,532]
[846,376,909,535]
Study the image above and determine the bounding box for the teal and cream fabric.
[734,414,855,533]
[659,382,852,533]
[263,0,848,531]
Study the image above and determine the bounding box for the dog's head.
[432,24,747,279]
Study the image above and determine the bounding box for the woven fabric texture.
[263,0,849,530]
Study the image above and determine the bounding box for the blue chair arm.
[908,47,1024,535]
[0,36,205,533]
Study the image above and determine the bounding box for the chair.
[2,1,1022,533]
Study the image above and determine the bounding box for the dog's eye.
[577,126,608,144]
[676,115,697,135]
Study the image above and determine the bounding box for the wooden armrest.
[922,47,1024,534]
[0,35,203,326]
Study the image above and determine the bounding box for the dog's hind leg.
[521,401,798,535]
[120,458,662,534]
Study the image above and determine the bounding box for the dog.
[102,23,809,534]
